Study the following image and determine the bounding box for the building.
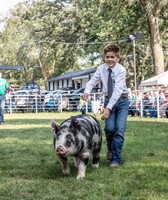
[48,67,99,90]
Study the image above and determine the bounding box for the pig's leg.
[73,156,80,168]
[92,149,101,168]
[77,153,89,179]
[58,156,70,175]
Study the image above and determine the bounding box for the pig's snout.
[56,146,68,156]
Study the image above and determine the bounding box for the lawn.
[0,113,168,200]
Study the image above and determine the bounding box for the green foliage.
[0,0,168,88]
[0,113,168,200]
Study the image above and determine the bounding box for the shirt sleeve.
[106,68,126,110]
[5,80,9,88]
[84,67,101,94]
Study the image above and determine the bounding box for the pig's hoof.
[74,164,79,168]
[92,163,99,168]
[77,175,85,180]
[62,168,70,175]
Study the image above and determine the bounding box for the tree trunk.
[38,59,48,90]
[41,67,48,90]
[148,16,164,75]
[140,0,165,75]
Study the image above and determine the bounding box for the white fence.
[5,90,168,119]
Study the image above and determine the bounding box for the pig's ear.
[51,119,60,133]
[69,117,81,133]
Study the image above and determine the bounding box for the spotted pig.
[51,114,102,180]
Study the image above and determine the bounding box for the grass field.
[0,112,168,200]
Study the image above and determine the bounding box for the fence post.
[85,100,88,113]
[60,95,62,113]
[35,95,38,113]
[156,92,159,119]
[140,94,143,117]
[9,95,12,114]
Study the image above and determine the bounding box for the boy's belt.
[120,93,128,99]
[105,93,128,100]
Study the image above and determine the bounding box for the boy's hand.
[101,108,110,120]
[82,93,89,101]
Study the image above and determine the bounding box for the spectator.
[159,91,167,118]
[142,92,152,117]
[16,96,26,113]
[78,96,86,114]
[5,84,14,113]
[128,91,136,116]
[47,96,58,112]
[148,91,157,118]
[39,92,45,112]
[58,96,69,112]
[0,72,9,124]
[28,91,36,112]
[6,83,14,94]
[164,90,168,118]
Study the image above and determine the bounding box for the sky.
[0,0,24,15]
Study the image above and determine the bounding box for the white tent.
[141,70,168,87]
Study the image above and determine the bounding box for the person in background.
[5,83,14,113]
[77,95,86,114]
[164,90,168,118]
[142,92,152,117]
[47,95,59,112]
[82,43,129,168]
[0,72,9,124]
[158,90,167,118]
[6,83,14,94]
[128,91,136,116]
[58,96,69,112]
[16,95,26,113]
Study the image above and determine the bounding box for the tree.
[139,0,166,75]
[1,0,167,89]
[2,0,87,88]
[76,0,168,83]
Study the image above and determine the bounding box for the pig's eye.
[66,140,71,147]
[56,133,61,140]
[66,134,73,147]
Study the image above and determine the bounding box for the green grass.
[0,113,168,200]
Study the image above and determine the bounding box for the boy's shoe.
[106,151,112,161]
[110,163,120,168]
[0,122,4,125]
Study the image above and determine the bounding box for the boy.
[82,43,129,167]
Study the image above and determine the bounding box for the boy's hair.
[103,43,120,57]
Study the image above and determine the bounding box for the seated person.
[58,96,69,112]
[143,92,153,117]
[159,91,167,118]
[16,96,26,113]
[47,96,58,112]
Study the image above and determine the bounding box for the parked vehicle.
[19,82,40,93]
[68,87,102,110]
[13,90,30,96]
[44,90,70,104]
[12,90,37,102]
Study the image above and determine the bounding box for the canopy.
[141,71,168,87]
[0,65,25,70]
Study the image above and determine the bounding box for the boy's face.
[104,51,119,68]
